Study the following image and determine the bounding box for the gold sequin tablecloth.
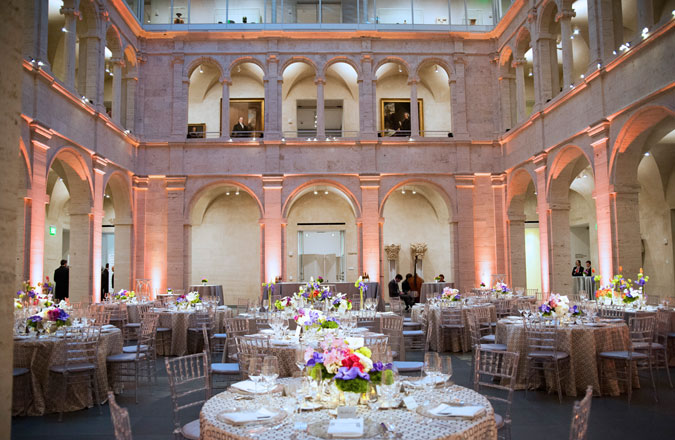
[412,305,497,353]
[495,319,631,397]
[13,327,123,416]
[200,378,497,440]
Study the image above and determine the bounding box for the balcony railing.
[123,0,514,32]
[185,128,456,141]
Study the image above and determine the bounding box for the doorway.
[298,230,345,282]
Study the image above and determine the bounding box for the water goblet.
[262,355,279,388]
[248,356,264,394]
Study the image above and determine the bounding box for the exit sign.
[49,225,56,236]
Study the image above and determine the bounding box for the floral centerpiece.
[538,294,570,317]
[434,275,442,282]
[441,287,460,301]
[39,277,54,295]
[480,282,486,288]
[355,276,368,309]
[317,276,325,283]
[274,296,294,311]
[622,289,643,305]
[16,286,38,306]
[113,289,136,302]
[569,304,583,317]
[27,306,71,333]
[262,278,276,309]
[304,336,393,396]
[493,282,511,295]
[201,278,208,285]
[176,291,201,308]
[330,293,353,312]
[298,278,331,303]
[294,308,339,330]
[594,268,649,306]
[14,298,24,310]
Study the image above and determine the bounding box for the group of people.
[388,272,424,310]
[50,260,115,302]
[572,260,593,276]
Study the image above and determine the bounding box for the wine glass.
[249,298,260,315]
[283,381,300,419]
[439,356,453,389]
[295,346,307,373]
[366,382,380,411]
[262,355,279,388]
[248,355,264,394]
[423,352,440,384]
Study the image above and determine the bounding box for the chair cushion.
[480,334,496,343]
[181,419,200,440]
[599,351,648,360]
[213,333,228,339]
[124,323,141,328]
[157,327,171,332]
[13,367,29,377]
[50,363,96,373]
[494,413,504,429]
[480,343,508,351]
[122,344,149,353]
[211,363,240,374]
[632,342,664,350]
[527,351,569,360]
[403,322,421,327]
[107,353,146,362]
[392,361,424,372]
[402,330,425,336]
[668,332,675,338]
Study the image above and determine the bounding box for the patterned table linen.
[412,305,497,353]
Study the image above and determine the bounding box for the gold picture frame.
[222,98,265,138]
[380,98,424,137]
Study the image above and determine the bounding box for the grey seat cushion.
[107,353,146,362]
[392,361,424,372]
[50,363,96,373]
[181,419,200,440]
[211,363,240,374]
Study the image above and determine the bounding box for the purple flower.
[371,361,392,372]
[538,304,552,314]
[29,315,42,323]
[335,366,370,381]
[306,352,324,367]
[57,308,70,321]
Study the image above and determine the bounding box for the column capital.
[407,78,419,86]
[455,174,475,188]
[220,78,232,86]
[610,184,641,195]
[452,53,467,65]
[132,175,149,189]
[491,173,507,186]
[262,174,284,188]
[587,118,611,138]
[383,244,401,261]
[556,9,576,22]
[93,155,108,174]
[527,7,538,23]
[507,213,527,222]
[314,78,326,85]
[267,53,279,64]
[60,6,79,17]
[532,152,548,169]
[512,58,527,68]
[29,121,53,145]
[171,54,184,65]
[359,173,381,187]
[166,176,187,191]
[109,57,124,66]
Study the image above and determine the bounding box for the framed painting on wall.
[222,98,265,138]
[379,99,424,137]
[187,123,206,138]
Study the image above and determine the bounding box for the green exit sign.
[49,225,56,236]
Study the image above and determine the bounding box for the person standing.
[572,260,584,276]
[583,260,593,276]
[53,259,69,301]
[101,263,110,298]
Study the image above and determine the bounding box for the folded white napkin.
[429,404,484,418]
[219,407,277,424]
[260,329,275,334]
[101,324,117,330]
[327,418,364,438]
[344,337,365,348]
[231,380,274,394]
[270,339,293,346]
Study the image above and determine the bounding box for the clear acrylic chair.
[124,303,151,341]
[108,391,133,440]
[523,318,570,403]
[50,326,102,421]
[473,348,519,440]
[468,305,498,342]
[653,309,673,387]
[439,303,467,352]
[165,352,211,440]
[568,386,593,440]
[467,313,507,352]
[89,305,112,326]
[201,325,240,389]
[224,318,250,362]
[598,305,625,320]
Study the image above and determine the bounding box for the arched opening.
[102,173,133,295]
[539,1,562,99]
[569,1,590,81]
[229,61,265,138]
[47,0,66,83]
[499,48,517,131]
[507,170,541,292]
[381,183,454,287]
[324,61,359,137]
[548,146,598,295]
[417,62,451,137]
[189,184,262,299]
[515,29,535,122]
[188,61,223,138]
[44,150,93,304]
[282,61,317,138]
[122,47,138,131]
[375,61,413,137]
[285,186,358,283]
[104,26,123,120]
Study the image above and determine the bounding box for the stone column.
[535,34,555,102]
[589,122,614,283]
[410,243,428,278]
[69,209,92,305]
[587,0,622,66]
[146,176,168,294]
[110,57,123,124]
[611,188,642,278]
[513,58,527,123]
[124,74,137,131]
[166,177,186,290]
[316,78,326,138]
[507,213,527,289]
[637,0,654,33]
[548,202,572,294]
[171,54,187,138]
[220,79,230,139]
[132,176,148,288]
[262,175,284,281]
[359,54,375,139]
[28,123,50,285]
[473,174,497,284]
[557,9,576,88]
[409,79,419,137]
[60,4,78,89]
[91,156,107,303]
[360,174,381,282]
[264,54,281,139]
[85,32,104,106]
[113,220,133,291]
[492,174,508,278]
[23,0,49,65]
[450,54,469,138]
[455,175,476,291]
[534,156,551,295]
[499,74,514,131]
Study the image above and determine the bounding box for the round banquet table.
[411,304,497,353]
[13,327,122,416]
[99,301,151,323]
[155,306,234,356]
[495,318,631,397]
[190,284,225,305]
[199,378,498,440]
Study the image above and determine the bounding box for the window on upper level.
[129,0,514,31]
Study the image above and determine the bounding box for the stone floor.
[11,351,675,439]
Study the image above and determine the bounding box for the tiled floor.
[11,352,675,439]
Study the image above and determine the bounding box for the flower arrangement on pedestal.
[440,287,460,301]
[538,294,570,317]
[492,282,511,295]
[176,291,201,308]
[304,336,393,395]
[113,289,136,302]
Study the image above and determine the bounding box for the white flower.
[354,352,373,372]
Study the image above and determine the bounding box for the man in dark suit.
[101,263,110,298]
[396,112,411,136]
[231,116,250,138]
[53,259,69,301]
[388,273,414,310]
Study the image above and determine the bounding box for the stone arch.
[188,180,263,225]
[46,146,94,207]
[280,56,318,78]
[499,46,514,73]
[547,144,594,202]
[103,170,133,222]
[19,137,32,191]
[185,56,225,82]
[323,56,361,80]
[282,180,361,219]
[507,167,537,216]
[379,179,455,221]
[515,27,532,58]
[105,24,123,58]
[374,57,410,77]
[415,58,453,80]
[506,167,539,292]
[103,170,133,290]
[538,0,560,35]
[123,45,138,76]
[229,56,267,78]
